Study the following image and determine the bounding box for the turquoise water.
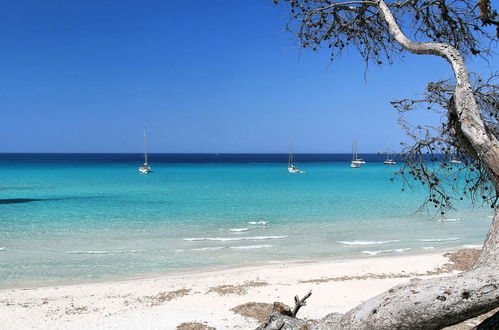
[0,154,493,286]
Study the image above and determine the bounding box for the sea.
[0,153,493,286]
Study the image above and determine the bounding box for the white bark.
[377,0,499,267]
[258,1,499,329]
[377,0,499,191]
[333,270,499,329]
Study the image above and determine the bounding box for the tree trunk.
[258,1,499,328]
[331,212,499,330]
[377,0,499,191]
[258,212,499,330]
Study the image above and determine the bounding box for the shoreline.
[0,248,478,329]
[0,246,468,290]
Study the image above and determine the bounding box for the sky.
[0,0,497,153]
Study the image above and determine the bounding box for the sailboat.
[384,155,397,165]
[139,127,152,174]
[350,140,362,168]
[450,158,462,164]
[383,149,397,165]
[288,143,305,173]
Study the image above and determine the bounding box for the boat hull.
[139,166,152,174]
[288,167,305,174]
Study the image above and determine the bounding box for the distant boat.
[288,143,305,173]
[450,159,462,164]
[384,151,397,165]
[350,140,363,168]
[139,127,152,174]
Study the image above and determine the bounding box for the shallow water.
[0,153,492,285]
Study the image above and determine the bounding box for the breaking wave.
[337,240,400,245]
[183,235,287,242]
[461,244,482,249]
[229,228,249,232]
[248,221,267,225]
[191,246,225,251]
[68,249,145,255]
[441,218,461,222]
[230,244,273,250]
[361,248,411,255]
[419,237,459,242]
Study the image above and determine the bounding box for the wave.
[0,247,5,251]
[248,221,267,225]
[461,244,483,249]
[362,248,411,255]
[422,246,435,250]
[419,237,460,242]
[230,244,272,250]
[337,240,400,245]
[441,218,461,222]
[68,249,145,255]
[183,235,287,242]
[229,228,249,232]
[191,246,225,251]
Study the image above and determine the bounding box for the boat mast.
[289,142,294,167]
[143,127,148,165]
[352,140,357,161]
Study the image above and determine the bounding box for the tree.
[260,0,499,328]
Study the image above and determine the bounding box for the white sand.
[0,252,455,329]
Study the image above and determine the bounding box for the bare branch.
[291,290,312,317]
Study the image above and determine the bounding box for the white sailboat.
[288,143,305,173]
[384,150,397,165]
[350,140,362,168]
[351,139,365,165]
[384,157,397,165]
[139,127,152,174]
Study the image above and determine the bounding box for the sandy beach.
[0,249,480,330]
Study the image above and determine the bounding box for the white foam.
[461,244,483,249]
[229,228,249,232]
[422,246,435,250]
[191,246,225,251]
[230,244,272,250]
[68,249,145,255]
[0,247,5,251]
[337,240,400,245]
[361,250,390,255]
[248,221,267,225]
[441,218,461,222]
[183,235,287,242]
[419,237,459,242]
[362,248,411,255]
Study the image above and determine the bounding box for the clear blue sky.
[0,1,496,153]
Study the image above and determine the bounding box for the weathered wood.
[291,290,312,317]
[258,0,499,328]
[474,310,499,330]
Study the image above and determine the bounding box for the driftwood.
[290,290,312,317]
[260,0,499,328]
[474,310,499,330]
